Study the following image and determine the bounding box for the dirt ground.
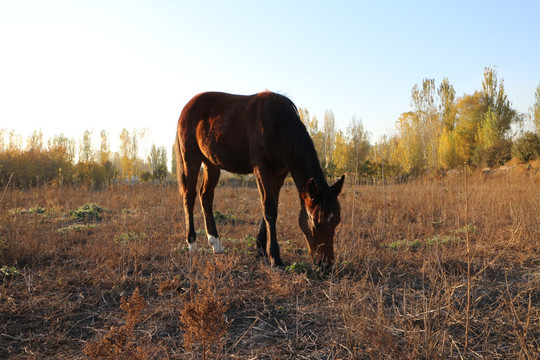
[0,173,539,359]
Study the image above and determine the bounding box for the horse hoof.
[271,259,285,268]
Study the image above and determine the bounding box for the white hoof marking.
[208,235,224,253]
[188,242,198,252]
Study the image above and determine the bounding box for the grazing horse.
[174,91,344,267]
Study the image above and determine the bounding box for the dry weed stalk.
[180,256,230,359]
[85,287,150,360]
[181,295,229,358]
[464,164,472,355]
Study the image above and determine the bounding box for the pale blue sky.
[1,0,539,156]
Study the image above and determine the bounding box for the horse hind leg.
[200,162,223,253]
[179,151,202,252]
[256,217,268,259]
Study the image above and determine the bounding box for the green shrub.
[286,261,313,274]
[0,266,20,279]
[512,132,540,162]
[57,224,98,234]
[139,171,152,183]
[486,139,512,167]
[455,224,477,235]
[73,162,109,188]
[70,203,107,222]
[153,164,168,182]
[213,210,239,225]
[388,239,421,251]
[425,235,460,246]
[114,231,146,244]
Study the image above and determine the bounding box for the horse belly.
[199,141,253,174]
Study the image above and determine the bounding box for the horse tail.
[174,133,187,195]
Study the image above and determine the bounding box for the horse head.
[300,175,345,268]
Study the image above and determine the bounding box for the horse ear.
[331,175,345,195]
[306,178,319,200]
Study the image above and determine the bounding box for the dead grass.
[0,174,538,359]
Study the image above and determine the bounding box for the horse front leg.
[264,202,282,267]
[254,167,283,267]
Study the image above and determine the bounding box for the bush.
[139,171,152,183]
[153,164,168,182]
[0,149,73,188]
[512,132,540,162]
[485,139,512,167]
[70,203,107,222]
[73,162,109,188]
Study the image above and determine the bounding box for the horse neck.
[277,106,329,195]
[287,145,328,195]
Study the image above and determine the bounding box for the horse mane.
[273,94,330,192]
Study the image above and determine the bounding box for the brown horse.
[175,91,344,267]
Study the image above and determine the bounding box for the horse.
[174,91,344,267]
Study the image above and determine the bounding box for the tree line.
[300,66,540,181]
[2,66,539,188]
[0,128,169,188]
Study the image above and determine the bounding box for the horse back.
[177,91,296,174]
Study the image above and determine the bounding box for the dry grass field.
[0,169,539,359]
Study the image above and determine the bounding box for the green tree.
[369,135,403,180]
[171,144,177,177]
[148,144,167,173]
[480,66,516,142]
[478,107,499,150]
[8,130,22,151]
[298,107,311,130]
[333,130,348,175]
[27,130,44,152]
[119,128,145,181]
[0,129,5,151]
[49,133,76,164]
[148,144,161,173]
[533,83,540,136]
[299,107,323,163]
[99,130,111,164]
[512,132,540,162]
[343,116,370,174]
[119,128,132,180]
[103,160,117,185]
[438,78,457,131]
[322,109,336,177]
[153,163,168,183]
[411,78,441,170]
[140,171,152,183]
[485,140,512,167]
[395,111,425,173]
[438,128,455,169]
[79,130,94,163]
[453,91,485,165]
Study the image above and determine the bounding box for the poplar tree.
[533,83,540,136]
[480,66,516,145]
[119,128,132,180]
[322,109,336,177]
[27,130,44,152]
[79,130,94,163]
[99,130,111,164]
